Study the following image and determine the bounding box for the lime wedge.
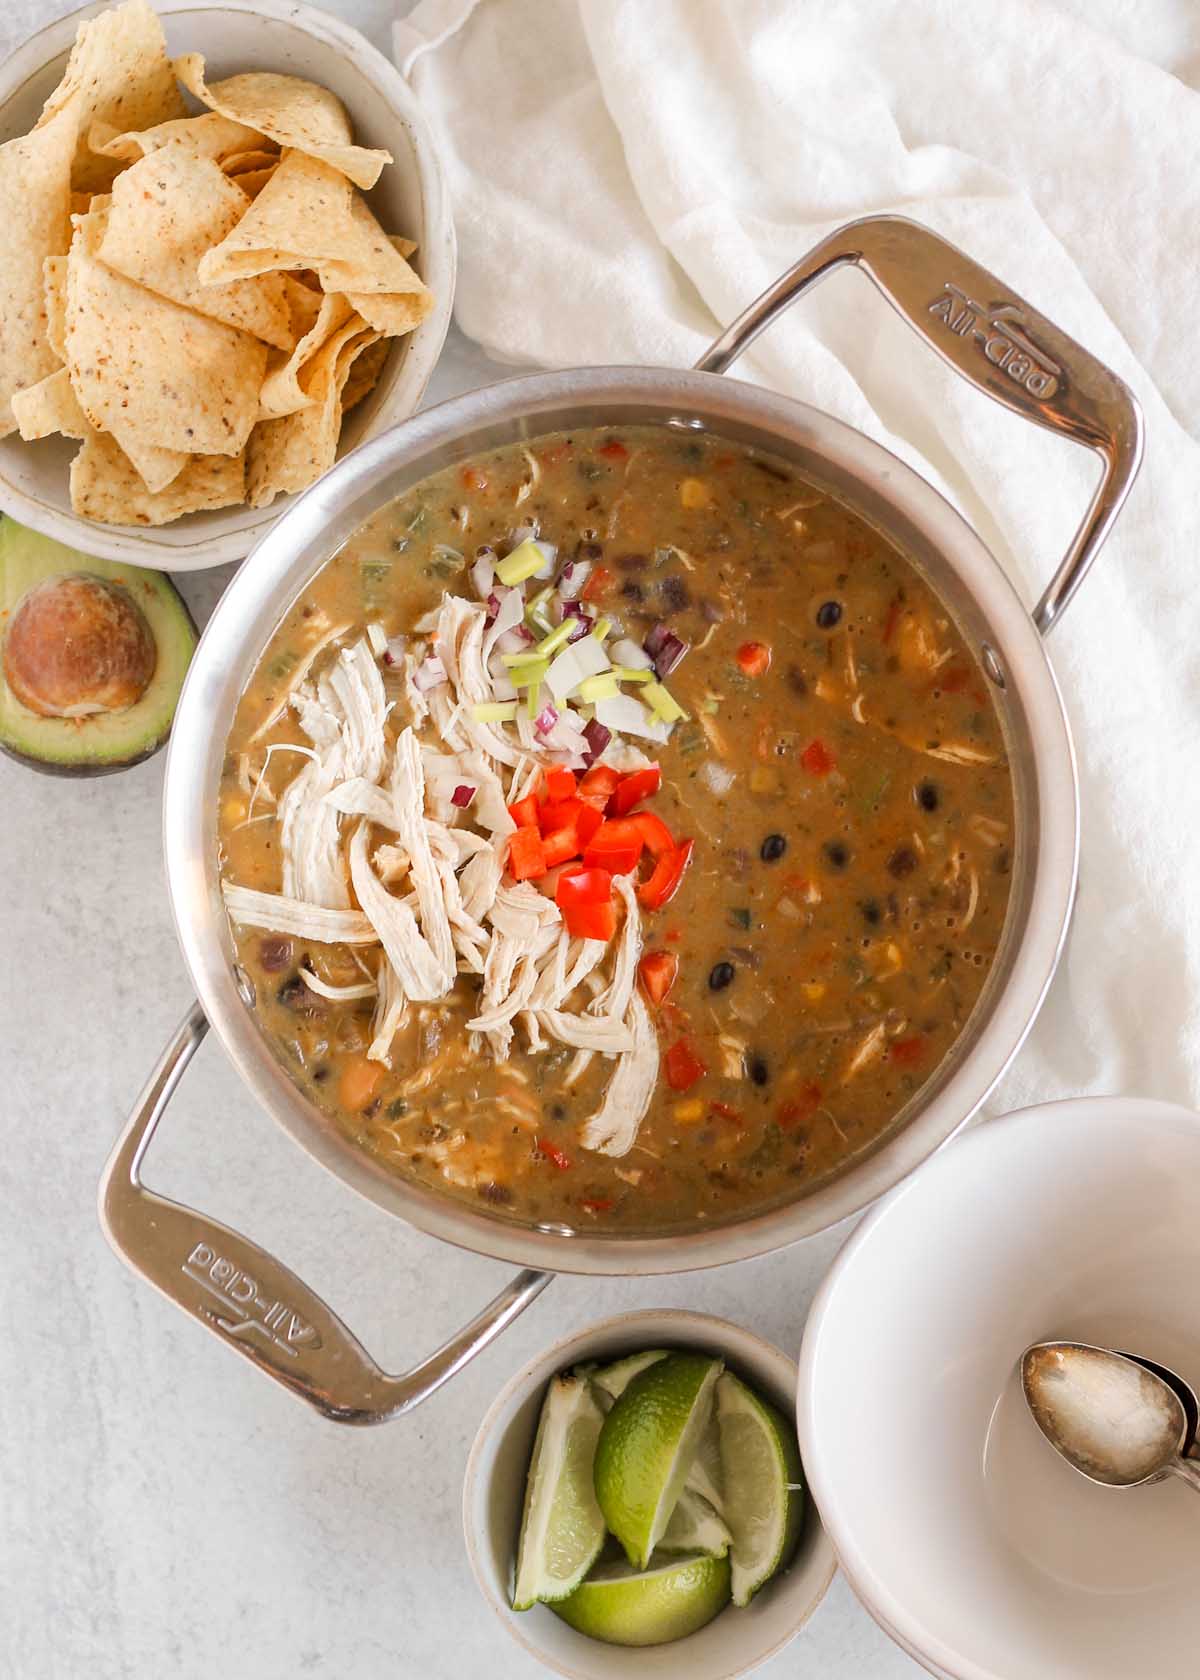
[716,1371,805,1606]
[658,1486,730,1557]
[593,1352,723,1569]
[551,1551,731,1646]
[590,1349,668,1402]
[513,1373,607,1609]
[687,1412,725,1513]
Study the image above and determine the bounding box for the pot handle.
[98,1002,552,1425]
[695,214,1144,634]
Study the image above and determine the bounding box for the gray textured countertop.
[0,2,919,1673]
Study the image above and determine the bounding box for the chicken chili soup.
[219,425,1014,1233]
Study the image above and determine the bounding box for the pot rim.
[164,363,1079,1275]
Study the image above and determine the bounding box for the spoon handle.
[1164,1457,1200,1494]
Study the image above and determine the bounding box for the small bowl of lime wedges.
[462,1309,835,1679]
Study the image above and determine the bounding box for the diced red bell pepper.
[580,1196,615,1214]
[575,802,604,845]
[542,826,582,868]
[577,765,622,809]
[882,596,903,644]
[608,765,662,817]
[539,795,587,833]
[536,1137,572,1171]
[736,641,772,677]
[632,810,675,857]
[584,817,646,875]
[582,565,615,603]
[637,838,693,911]
[890,1034,928,1068]
[709,1100,743,1122]
[801,738,835,776]
[544,765,578,802]
[459,465,488,492]
[598,439,629,461]
[507,793,540,828]
[508,826,547,881]
[638,951,678,1006]
[778,1083,823,1128]
[556,865,613,908]
[665,1039,707,1092]
[562,899,618,941]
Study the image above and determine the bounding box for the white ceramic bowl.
[0,0,454,569]
[464,1309,836,1680]
[797,1095,1200,1680]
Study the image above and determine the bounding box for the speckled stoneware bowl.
[0,0,455,569]
[463,1308,836,1680]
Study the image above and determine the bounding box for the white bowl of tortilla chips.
[0,0,454,568]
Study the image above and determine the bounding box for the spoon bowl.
[1021,1340,1200,1492]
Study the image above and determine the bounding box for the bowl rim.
[795,1093,1200,1680]
[462,1306,837,1680]
[0,0,456,570]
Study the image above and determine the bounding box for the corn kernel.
[679,477,712,509]
[802,982,826,1002]
[749,766,779,794]
[223,796,247,823]
[673,1099,705,1124]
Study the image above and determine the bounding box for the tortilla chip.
[232,166,277,202]
[340,336,390,415]
[66,203,265,462]
[246,318,377,508]
[258,292,355,418]
[0,105,75,435]
[345,289,432,338]
[70,431,245,526]
[99,149,293,350]
[174,55,390,190]
[10,368,91,441]
[282,273,323,339]
[221,149,280,176]
[43,258,68,361]
[89,111,266,166]
[198,153,430,317]
[37,0,185,193]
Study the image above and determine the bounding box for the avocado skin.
[0,517,198,778]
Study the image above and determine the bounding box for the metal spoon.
[1021,1340,1200,1493]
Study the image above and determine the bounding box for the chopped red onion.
[534,702,560,736]
[495,623,535,655]
[412,655,446,692]
[558,558,592,601]
[582,718,612,762]
[451,784,476,808]
[653,631,689,678]
[470,554,495,599]
[560,600,592,643]
[382,634,406,667]
[644,622,671,657]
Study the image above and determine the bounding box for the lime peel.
[512,1373,606,1610]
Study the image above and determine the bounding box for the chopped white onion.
[413,655,447,692]
[383,634,406,667]
[546,636,610,700]
[366,621,387,658]
[700,761,736,796]
[558,558,592,601]
[470,554,494,599]
[531,540,557,579]
[595,694,671,744]
[610,637,653,670]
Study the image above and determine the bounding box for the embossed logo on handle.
[183,1241,322,1356]
[927,283,1061,400]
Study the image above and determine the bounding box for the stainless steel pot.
[100,217,1142,1423]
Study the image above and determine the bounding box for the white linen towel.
[395,0,1200,1115]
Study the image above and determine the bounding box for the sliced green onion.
[496,539,546,587]
[643,680,687,723]
[471,701,518,722]
[578,672,620,702]
[592,617,614,642]
[536,619,577,657]
[501,649,546,669]
[511,659,549,690]
[611,665,653,684]
[525,585,555,629]
[524,680,542,717]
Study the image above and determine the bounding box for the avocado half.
[0,517,197,777]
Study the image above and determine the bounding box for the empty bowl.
[797,1095,1200,1680]
[0,0,455,568]
[464,1308,836,1680]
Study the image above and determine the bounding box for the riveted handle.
[98,1003,552,1424]
[696,214,1144,634]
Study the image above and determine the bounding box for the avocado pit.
[4,572,158,718]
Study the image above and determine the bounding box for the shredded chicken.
[580,993,658,1155]
[221,883,376,943]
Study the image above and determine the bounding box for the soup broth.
[219,425,1013,1233]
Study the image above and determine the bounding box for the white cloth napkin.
[395,0,1200,1115]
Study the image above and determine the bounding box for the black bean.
[916,780,940,812]
[815,600,843,629]
[258,935,292,973]
[748,1055,770,1086]
[312,1065,330,1084]
[860,899,882,927]
[276,977,308,1009]
[621,580,645,601]
[760,833,788,863]
[551,1102,567,1121]
[577,540,603,561]
[614,551,647,571]
[362,1099,381,1119]
[786,664,808,696]
[823,840,850,869]
[708,961,736,992]
[479,1181,513,1205]
[660,575,691,612]
[887,846,917,878]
